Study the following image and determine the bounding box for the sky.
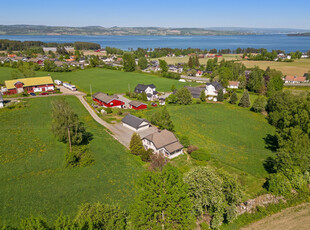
[1,0,310,29]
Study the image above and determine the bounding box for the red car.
[39,92,49,95]
[151,103,158,107]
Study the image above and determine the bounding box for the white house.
[142,129,183,159]
[122,114,150,131]
[205,81,226,101]
[134,84,158,101]
[228,81,240,89]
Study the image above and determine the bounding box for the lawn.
[0,96,144,226]
[238,59,310,77]
[133,103,275,197]
[0,67,195,94]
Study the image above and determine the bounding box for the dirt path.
[241,203,310,230]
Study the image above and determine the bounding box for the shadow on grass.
[263,134,278,152]
[263,156,277,174]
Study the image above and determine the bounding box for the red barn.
[4,76,54,95]
[92,92,124,108]
[129,101,147,110]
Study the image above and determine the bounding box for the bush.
[251,96,267,113]
[65,145,94,167]
[187,145,198,154]
[229,91,238,104]
[191,148,211,161]
[104,107,112,114]
[267,173,292,197]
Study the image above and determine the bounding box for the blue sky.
[1,0,310,29]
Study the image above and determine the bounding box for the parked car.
[54,80,62,85]
[151,103,158,107]
[30,93,36,96]
[39,92,49,95]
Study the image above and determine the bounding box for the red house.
[129,101,147,110]
[92,92,124,108]
[4,76,54,95]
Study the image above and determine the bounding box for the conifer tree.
[217,89,224,102]
[229,91,238,104]
[129,133,144,156]
[238,90,251,107]
[194,55,200,67]
[188,56,193,68]
[200,89,206,102]
[161,107,174,131]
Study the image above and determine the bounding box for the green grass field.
[0,96,144,226]
[0,67,195,94]
[133,103,275,196]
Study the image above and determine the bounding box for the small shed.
[122,114,150,131]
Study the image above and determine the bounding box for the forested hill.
[0,25,254,36]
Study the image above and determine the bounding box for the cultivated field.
[241,203,310,230]
[0,96,143,226]
[0,67,194,94]
[239,59,310,77]
[151,54,242,65]
[133,103,275,196]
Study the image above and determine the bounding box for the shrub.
[117,110,123,115]
[251,95,267,113]
[267,173,292,197]
[229,91,238,104]
[187,145,198,154]
[217,89,224,102]
[191,148,211,161]
[65,145,94,167]
[238,90,251,107]
[104,108,112,114]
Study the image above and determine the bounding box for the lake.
[1,34,310,52]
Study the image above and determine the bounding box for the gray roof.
[122,114,149,129]
[143,130,183,153]
[134,84,156,92]
[92,92,119,103]
[129,100,147,107]
[185,86,204,98]
[206,81,223,91]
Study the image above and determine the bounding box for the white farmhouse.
[134,84,158,101]
[142,129,183,159]
[205,81,226,101]
[228,81,240,89]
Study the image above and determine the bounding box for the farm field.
[151,54,241,65]
[238,59,310,77]
[0,67,194,94]
[241,203,310,230]
[0,96,144,226]
[133,103,275,196]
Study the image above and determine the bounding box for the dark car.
[39,92,49,95]
[30,93,36,96]
[151,103,158,107]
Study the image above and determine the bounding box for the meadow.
[133,102,275,196]
[0,67,194,94]
[238,59,310,77]
[151,54,242,65]
[0,96,144,226]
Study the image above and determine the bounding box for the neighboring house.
[205,81,226,101]
[0,57,11,64]
[122,114,150,131]
[134,84,158,101]
[285,76,307,84]
[0,94,3,108]
[228,81,240,89]
[196,70,203,77]
[142,129,184,159]
[4,76,54,95]
[129,101,148,110]
[159,98,166,105]
[185,86,204,98]
[92,92,124,108]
